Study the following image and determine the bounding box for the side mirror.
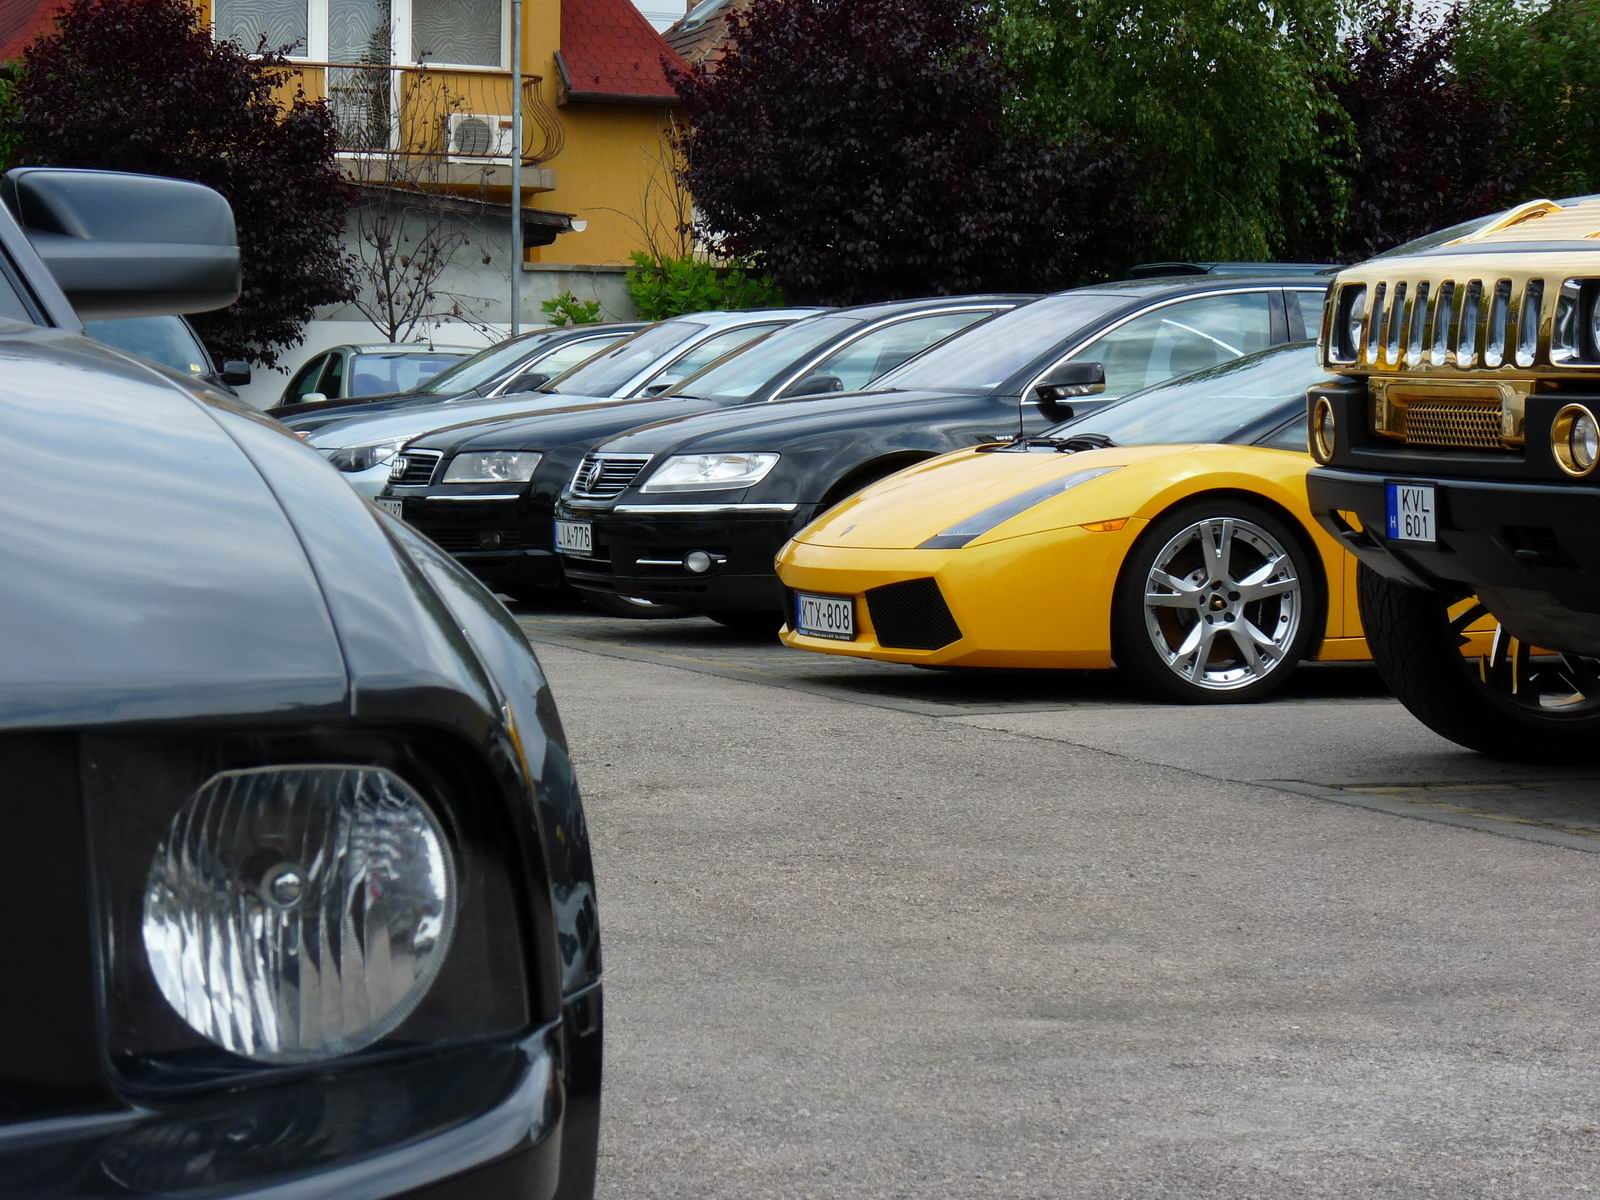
[1033,361,1105,424]
[505,371,551,393]
[3,168,241,319]
[302,392,327,404]
[221,360,252,386]
[787,374,844,398]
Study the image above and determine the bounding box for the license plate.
[796,593,855,640]
[1386,482,1436,544]
[554,519,593,555]
[376,497,403,517]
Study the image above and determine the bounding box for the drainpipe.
[509,0,524,335]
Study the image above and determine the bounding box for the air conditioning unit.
[446,112,516,160]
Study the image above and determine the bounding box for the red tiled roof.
[559,0,687,103]
[0,0,62,61]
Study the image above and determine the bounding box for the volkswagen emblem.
[583,460,604,492]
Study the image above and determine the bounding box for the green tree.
[996,0,1351,261]
[1457,0,1600,199]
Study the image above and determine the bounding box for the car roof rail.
[1125,261,1339,279]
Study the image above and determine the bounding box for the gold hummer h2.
[1305,197,1600,759]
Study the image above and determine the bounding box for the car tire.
[1112,498,1320,704]
[1357,564,1600,761]
[581,592,693,620]
[707,610,783,634]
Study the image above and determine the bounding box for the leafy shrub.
[541,291,604,325]
[625,252,784,320]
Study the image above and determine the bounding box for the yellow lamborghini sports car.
[777,343,1392,703]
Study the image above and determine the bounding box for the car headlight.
[143,765,456,1063]
[641,452,780,493]
[1552,404,1600,478]
[1332,285,1366,363]
[1552,280,1600,364]
[443,451,543,485]
[325,440,404,473]
[919,466,1121,549]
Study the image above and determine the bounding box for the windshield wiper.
[1022,431,1118,452]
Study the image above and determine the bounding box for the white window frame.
[228,0,509,70]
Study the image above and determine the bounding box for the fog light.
[142,765,456,1064]
[685,550,714,574]
[1310,395,1336,463]
[479,530,505,548]
[1552,404,1600,478]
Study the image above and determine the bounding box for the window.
[321,351,347,395]
[1260,416,1311,453]
[82,316,212,378]
[520,334,629,383]
[649,323,781,390]
[286,354,328,400]
[549,321,708,397]
[1068,292,1274,400]
[348,352,465,396]
[214,0,503,67]
[798,311,990,395]
[1291,290,1327,340]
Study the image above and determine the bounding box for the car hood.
[305,392,620,450]
[414,394,722,457]
[598,387,981,455]
[795,442,1207,549]
[0,323,351,728]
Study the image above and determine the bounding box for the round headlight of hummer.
[142,765,457,1064]
[1552,404,1600,478]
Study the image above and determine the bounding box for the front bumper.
[396,493,564,593]
[774,522,1143,668]
[335,462,394,500]
[555,503,807,613]
[0,987,602,1199]
[1309,468,1600,653]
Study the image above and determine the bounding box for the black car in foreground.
[382,296,1023,608]
[556,275,1329,624]
[0,168,600,1197]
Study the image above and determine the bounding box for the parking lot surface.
[518,601,1600,1199]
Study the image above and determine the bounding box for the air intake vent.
[865,578,962,651]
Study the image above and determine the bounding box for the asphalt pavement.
[517,601,1600,1199]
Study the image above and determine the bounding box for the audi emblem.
[389,455,408,480]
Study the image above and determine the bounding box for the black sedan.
[0,169,600,1197]
[554,275,1330,624]
[382,296,1026,608]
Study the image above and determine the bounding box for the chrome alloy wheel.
[1141,516,1303,691]
[1447,597,1600,716]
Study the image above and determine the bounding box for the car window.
[321,351,346,396]
[0,250,32,322]
[1068,292,1274,399]
[547,320,707,396]
[1259,415,1311,452]
[528,333,630,381]
[1290,290,1326,339]
[652,323,781,388]
[348,352,464,396]
[796,311,990,394]
[669,314,864,401]
[82,315,212,378]
[420,331,562,395]
[286,354,328,400]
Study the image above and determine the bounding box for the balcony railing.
[281,61,565,170]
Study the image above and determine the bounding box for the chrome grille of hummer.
[1402,398,1505,449]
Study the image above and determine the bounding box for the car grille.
[1402,398,1505,449]
[569,452,652,501]
[390,449,443,486]
[866,578,962,651]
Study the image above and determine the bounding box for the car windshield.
[547,320,705,396]
[349,352,465,396]
[669,314,863,400]
[83,315,211,378]
[1045,343,1323,445]
[416,330,560,394]
[875,293,1128,391]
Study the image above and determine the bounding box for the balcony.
[282,61,565,191]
